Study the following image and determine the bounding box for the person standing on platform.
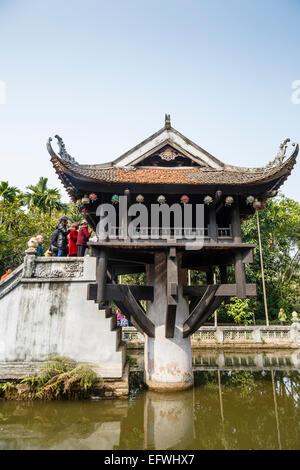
[36,235,44,257]
[77,222,93,256]
[56,216,70,257]
[68,222,79,257]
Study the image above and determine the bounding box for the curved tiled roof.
[51,151,297,187]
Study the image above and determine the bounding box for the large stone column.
[144,251,193,391]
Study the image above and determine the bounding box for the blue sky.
[0,0,299,201]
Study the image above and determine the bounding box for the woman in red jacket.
[77,222,93,256]
[68,222,79,256]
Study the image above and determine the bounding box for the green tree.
[0,194,63,274]
[22,177,67,215]
[242,193,300,321]
[0,181,20,203]
[225,297,254,325]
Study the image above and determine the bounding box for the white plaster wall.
[0,258,124,378]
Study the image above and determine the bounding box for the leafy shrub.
[225,297,254,325]
[21,356,102,400]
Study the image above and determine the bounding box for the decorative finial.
[53,135,78,165]
[265,138,291,168]
[47,135,78,165]
[165,114,171,129]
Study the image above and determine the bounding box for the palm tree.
[22,177,67,215]
[0,181,20,203]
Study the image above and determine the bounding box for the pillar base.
[146,379,193,392]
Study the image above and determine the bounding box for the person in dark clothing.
[77,222,93,256]
[50,229,59,256]
[55,216,70,257]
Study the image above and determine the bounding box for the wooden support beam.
[166,247,178,338]
[109,263,145,275]
[87,284,154,301]
[182,247,254,269]
[183,285,219,337]
[189,296,199,313]
[183,284,256,297]
[107,249,154,265]
[219,266,230,304]
[184,296,226,337]
[116,285,155,337]
[96,250,108,307]
[234,250,247,299]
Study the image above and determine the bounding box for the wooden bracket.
[183,284,220,338]
[115,285,155,337]
[166,247,178,338]
[87,284,154,302]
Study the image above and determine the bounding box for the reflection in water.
[143,390,195,450]
[0,350,300,450]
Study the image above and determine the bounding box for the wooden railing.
[106,226,232,240]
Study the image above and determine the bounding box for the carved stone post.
[23,248,37,278]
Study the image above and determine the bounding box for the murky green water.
[0,350,300,450]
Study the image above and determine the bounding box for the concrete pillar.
[144,251,193,391]
[144,390,194,449]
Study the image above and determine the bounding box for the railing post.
[252,327,261,343]
[215,327,223,344]
[209,206,217,243]
[23,247,37,278]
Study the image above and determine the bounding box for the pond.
[0,350,299,450]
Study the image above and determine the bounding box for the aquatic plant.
[20,356,102,400]
[0,381,18,399]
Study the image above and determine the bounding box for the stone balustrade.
[122,316,300,349]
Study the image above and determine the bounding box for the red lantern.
[180,195,189,204]
[89,193,98,202]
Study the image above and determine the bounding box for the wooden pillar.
[206,267,214,285]
[219,265,230,304]
[219,265,227,284]
[124,188,131,240]
[231,202,242,243]
[209,206,217,243]
[166,247,178,338]
[231,200,246,298]
[234,251,246,299]
[96,249,108,307]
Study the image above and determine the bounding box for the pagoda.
[47,116,298,390]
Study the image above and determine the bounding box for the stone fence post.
[252,327,262,343]
[215,327,223,344]
[291,311,300,347]
[22,248,37,278]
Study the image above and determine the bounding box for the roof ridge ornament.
[47,135,78,165]
[165,114,171,129]
[265,138,293,168]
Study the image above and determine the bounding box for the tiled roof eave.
[51,154,296,189]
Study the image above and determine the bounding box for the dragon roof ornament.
[265,138,296,168]
[47,135,78,165]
